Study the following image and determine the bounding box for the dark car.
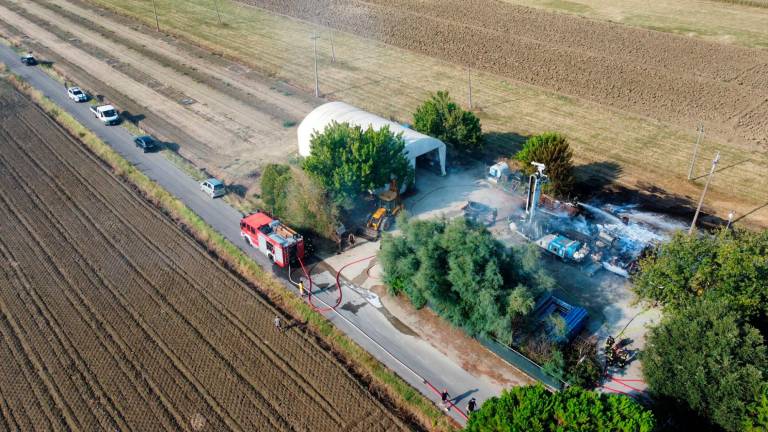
[133,135,158,153]
[20,54,37,66]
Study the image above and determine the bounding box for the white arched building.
[297,102,447,177]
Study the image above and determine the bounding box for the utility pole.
[725,210,735,231]
[687,123,704,180]
[311,34,320,98]
[467,66,473,110]
[688,151,720,235]
[151,0,160,31]
[213,0,222,25]
[329,29,336,62]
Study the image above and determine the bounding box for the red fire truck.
[240,212,305,268]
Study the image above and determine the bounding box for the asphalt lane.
[0,43,503,424]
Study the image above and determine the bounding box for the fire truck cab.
[240,212,304,268]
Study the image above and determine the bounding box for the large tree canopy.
[642,297,767,432]
[380,216,552,342]
[413,90,483,156]
[515,132,575,198]
[465,385,655,432]
[303,121,413,207]
[634,229,768,322]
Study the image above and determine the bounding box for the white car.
[67,86,88,102]
[200,178,226,198]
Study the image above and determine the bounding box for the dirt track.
[0,80,406,431]
[240,0,768,148]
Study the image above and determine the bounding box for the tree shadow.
[482,131,530,163]
[121,111,145,126]
[573,161,622,197]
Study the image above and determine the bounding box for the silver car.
[200,178,226,198]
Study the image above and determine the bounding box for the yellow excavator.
[362,180,403,240]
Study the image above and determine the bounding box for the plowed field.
[0,81,406,431]
[242,0,768,148]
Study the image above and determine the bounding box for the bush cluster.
[380,215,553,342]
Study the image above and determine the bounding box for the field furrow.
[0,80,406,431]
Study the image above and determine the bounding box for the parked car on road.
[89,104,120,125]
[200,178,226,198]
[67,86,88,102]
[20,53,37,66]
[133,135,158,153]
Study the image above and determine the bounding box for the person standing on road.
[274,315,282,332]
[467,397,477,414]
[441,389,450,411]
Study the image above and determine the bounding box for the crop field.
[0,80,406,431]
[502,0,768,49]
[32,0,766,229]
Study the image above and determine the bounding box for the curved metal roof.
[297,102,446,175]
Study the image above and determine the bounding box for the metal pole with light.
[151,0,160,32]
[725,211,735,231]
[311,34,320,98]
[687,123,704,180]
[688,151,720,235]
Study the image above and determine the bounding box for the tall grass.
[2,72,456,432]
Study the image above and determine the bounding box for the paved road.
[0,44,505,425]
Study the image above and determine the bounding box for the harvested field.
[242,0,768,148]
[502,0,768,49]
[0,80,407,431]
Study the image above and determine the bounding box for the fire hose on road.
[287,254,469,421]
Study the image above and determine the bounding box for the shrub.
[380,215,551,343]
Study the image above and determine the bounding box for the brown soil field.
[241,0,768,149]
[0,80,406,431]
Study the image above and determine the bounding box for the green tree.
[515,132,575,197]
[634,229,768,321]
[258,164,339,238]
[413,90,483,155]
[465,385,655,432]
[642,297,767,431]
[303,121,413,207]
